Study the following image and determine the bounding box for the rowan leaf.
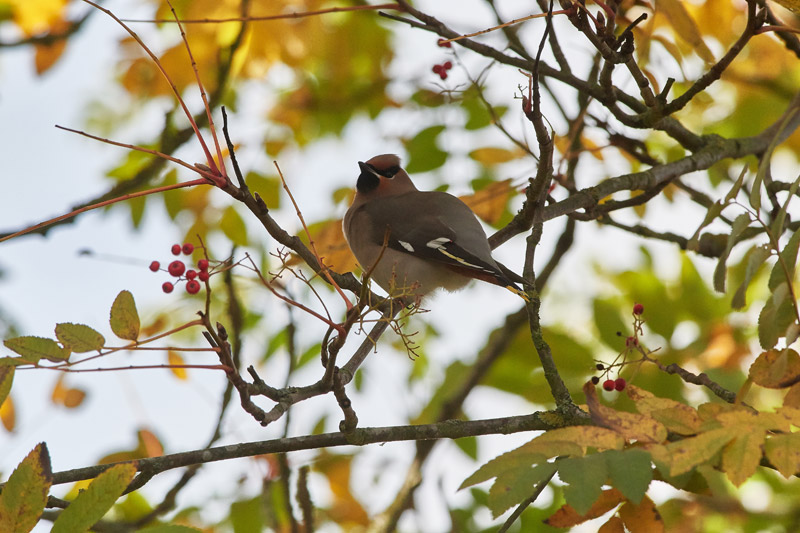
[731,244,771,309]
[459,179,513,225]
[750,349,800,389]
[757,282,794,350]
[404,125,447,173]
[3,336,69,363]
[220,205,249,247]
[713,213,751,293]
[605,449,653,504]
[51,463,137,533]
[768,229,800,290]
[655,0,714,63]
[468,147,523,166]
[599,516,626,533]
[167,351,188,380]
[545,488,625,528]
[666,427,735,476]
[0,366,14,408]
[54,323,105,353]
[619,495,665,533]
[0,443,52,533]
[764,433,800,478]
[558,454,608,516]
[487,462,557,518]
[109,290,140,342]
[584,381,668,443]
[721,430,766,486]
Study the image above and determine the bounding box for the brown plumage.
[343,154,528,300]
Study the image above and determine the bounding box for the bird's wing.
[359,191,519,287]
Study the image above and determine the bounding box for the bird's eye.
[380,165,400,178]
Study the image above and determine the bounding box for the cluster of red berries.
[149,243,211,295]
[432,61,453,80]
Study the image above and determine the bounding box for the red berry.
[443,60,453,70]
[439,71,448,80]
[186,269,197,280]
[171,244,182,255]
[625,336,638,348]
[162,282,174,293]
[615,378,627,391]
[186,280,201,294]
[149,261,160,272]
[602,379,615,391]
[437,38,452,48]
[633,303,644,315]
[168,260,186,277]
[197,259,209,271]
[182,243,195,255]
[432,64,442,74]
[198,270,210,282]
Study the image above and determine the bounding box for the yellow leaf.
[722,430,766,486]
[584,382,668,443]
[749,349,800,389]
[784,382,800,408]
[1,395,15,432]
[655,0,715,64]
[772,0,800,13]
[545,488,625,528]
[667,427,735,476]
[168,351,188,380]
[764,433,800,478]
[459,179,514,225]
[619,496,665,533]
[468,147,523,166]
[533,425,625,451]
[627,387,702,435]
[7,0,67,36]
[62,388,86,409]
[289,219,358,274]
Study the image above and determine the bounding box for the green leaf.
[558,454,608,516]
[455,436,478,460]
[3,336,69,363]
[758,282,795,350]
[593,299,629,350]
[770,172,800,239]
[768,229,800,291]
[109,291,140,342]
[0,443,52,533]
[220,205,249,246]
[487,462,557,518]
[687,202,724,250]
[230,496,265,533]
[731,244,771,309]
[0,365,14,407]
[404,125,447,174]
[605,449,652,504]
[54,323,105,353]
[141,526,204,533]
[713,213,751,293]
[246,172,281,209]
[51,463,137,533]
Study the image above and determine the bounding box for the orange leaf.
[619,496,665,533]
[33,19,69,75]
[459,179,514,225]
[62,388,86,409]
[168,351,188,380]
[599,516,626,533]
[1,395,15,432]
[545,488,625,527]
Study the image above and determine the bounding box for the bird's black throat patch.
[357,167,380,193]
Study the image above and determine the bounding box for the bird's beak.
[358,161,375,175]
[356,161,380,193]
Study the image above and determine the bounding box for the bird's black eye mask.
[357,162,400,193]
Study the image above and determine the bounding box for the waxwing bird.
[343,154,528,300]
